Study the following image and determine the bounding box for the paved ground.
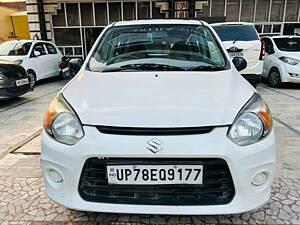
[0,81,300,224]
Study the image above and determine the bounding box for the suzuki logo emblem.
[147,138,163,154]
[229,46,239,52]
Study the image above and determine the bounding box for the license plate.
[62,67,68,72]
[107,165,203,185]
[229,52,244,58]
[15,78,29,86]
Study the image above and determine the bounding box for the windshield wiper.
[101,63,185,72]
[188,65,226,71]
[121,63,185,71]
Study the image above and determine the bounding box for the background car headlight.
[0,72,5,80]
[279,56,299,65]
[228,93,272,146]
[43,94,84,145]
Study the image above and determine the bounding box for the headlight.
[279,56,299,65]
[43,94,84,145]
[0,72,5,80]
[228,93,272,146]
[14,59,23,65]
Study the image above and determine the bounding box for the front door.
[84,28,104,57]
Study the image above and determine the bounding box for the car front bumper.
[41,126,276,215]
[0,84,31,100]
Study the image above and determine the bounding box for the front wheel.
[27,71,36,89]
[268,68,282,88]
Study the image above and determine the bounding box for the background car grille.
[78,158,235,205]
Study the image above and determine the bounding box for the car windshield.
[88,24,228,71]
[213,25,259,42]
[273,38,300,52]
[0,41,32,56]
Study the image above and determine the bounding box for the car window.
[45,43,57,54]
[31,43,47,56]
[273,38,300,52]
[88,24,228,71]
[0,42,32,56]
[213,25,259,42]
[262,38,274,54]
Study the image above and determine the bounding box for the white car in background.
[212,22,265,87]
[41,20,275,215]
[0,40,62,88]
[261,36,300,87]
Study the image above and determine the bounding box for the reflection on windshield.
[88,24,228,72]
[274,38,300,52]
[0,42,32,56]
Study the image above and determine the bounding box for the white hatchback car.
[262,36,300,87]
[0,40,62,88]
[212,23,265,87]
[41,20,275,215]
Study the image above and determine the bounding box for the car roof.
[210,22,254,27]
[113,19,207,26]
[1,39,54,44]
[269,35,300,39]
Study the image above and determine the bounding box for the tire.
[268,68,282,88]
[27,70,36,89]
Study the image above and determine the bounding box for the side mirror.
[68,58,84,74]
[34,51,41,57]
[232,57,247,72]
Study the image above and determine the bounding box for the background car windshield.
[273,38,300,52]
[213,25,259,42]
[0,42,32,56]
[88,24,227,71]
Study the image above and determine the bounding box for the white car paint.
[41,20,276,215]
[0,40,62,81]
[211,22,263,75]
[262,36,300,84]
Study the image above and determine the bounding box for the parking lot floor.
[0,83,300,224]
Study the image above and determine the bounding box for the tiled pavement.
[0,83,300,224]
[0,177,299,224]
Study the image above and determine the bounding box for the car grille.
[78,158,235,205]
[96,126,215,135]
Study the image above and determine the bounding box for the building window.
[54,28,81,46]
[285,0,300,22]
[211,0,225,17]
[95,3,108,26]
[263,25,272,33]
[52,4,65,26]
[80,3,94,26]
[226,0,240,22]
[109,2,121,23]
[273,24,281,33]
[255,25,263,33]
[152,2,166,19]
[66,3,80,26]
[270,0,284,22]
[138,2,150,19]
[123,2,136,20]
[255,0,270,22]
[240,0,254,22]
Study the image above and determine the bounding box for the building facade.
[25,0,300,57]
